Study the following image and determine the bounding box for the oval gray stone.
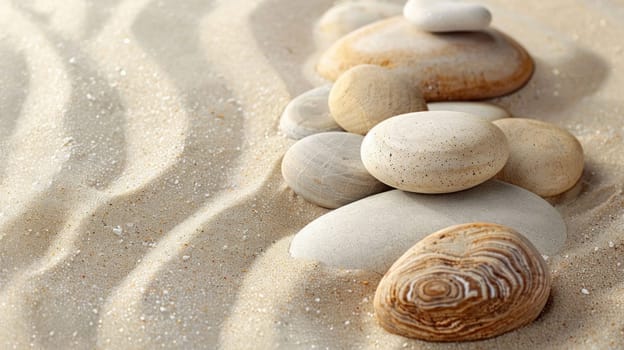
[279,85,342,140]
[281,132,388,209]
[289,180,566,273]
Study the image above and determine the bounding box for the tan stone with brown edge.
[317,17,534,101]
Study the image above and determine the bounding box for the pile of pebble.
[278,0,584,342]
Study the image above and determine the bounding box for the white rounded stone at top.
[403,0,492,33]
[289,180,567,274]
[361,111,509,193]
[279,85,342,140]
[427,101,511,122]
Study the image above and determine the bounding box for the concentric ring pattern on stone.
[374,222,551,341]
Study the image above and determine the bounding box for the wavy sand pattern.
[0,0,623,348]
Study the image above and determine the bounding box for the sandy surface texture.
[0,0,623,349]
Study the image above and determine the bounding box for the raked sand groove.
[0,0,292,348]
[0,0,623,348]
[0,0,71,221]
[99,0,298,346]
[0,0,189,347]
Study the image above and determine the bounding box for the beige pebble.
[361,111,509,193]
[493,118,584,197]
[374,222,551,341]
[427,101,510,121]
[317,17,534,101]
[328,65,427,135]
[281,132,387,209]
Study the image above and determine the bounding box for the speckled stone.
[281,132,388,209]
[403,0,492,33]
[361,111,509,193]
[289,180,566,273]
[328,65,427,135]
[317,17,534,101]
[279,85,342,140]
[493,118,584,197]
[427,101,510,122]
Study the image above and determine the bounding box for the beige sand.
[0,0,622,348]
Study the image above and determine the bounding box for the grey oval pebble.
[279,85,342,140]
[281,132,388,209]
[289,180,566,273]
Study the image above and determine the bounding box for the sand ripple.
[0,0,623,348]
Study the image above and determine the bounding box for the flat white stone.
[290,180,567,274]
[279,85,342,140]
[403,0,492,33]
[427,101,511,122]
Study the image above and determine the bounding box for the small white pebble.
[609,241,615,248]
[112,226,123,236]
[182,255,191,261]
[581,288,590,295]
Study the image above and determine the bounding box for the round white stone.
[361,111,509,193]
[403,0,492,33]
[279,85,342,140]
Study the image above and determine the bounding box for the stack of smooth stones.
[279,0,584,342]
